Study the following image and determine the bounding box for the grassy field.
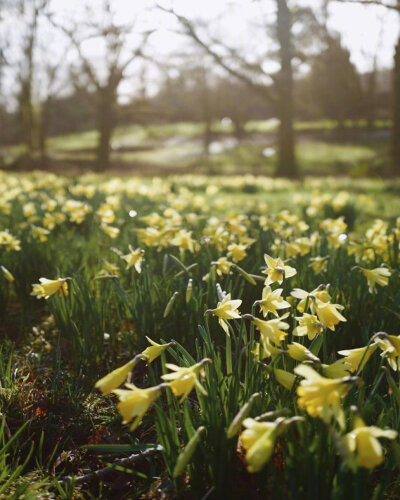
[1,171,400,498]
[0,119,391,176]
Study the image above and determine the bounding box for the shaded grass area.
[0,119,392,177]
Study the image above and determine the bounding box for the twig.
[58,446,162,486]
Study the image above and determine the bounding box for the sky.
[2,0,400,105]
[45,0,399,73]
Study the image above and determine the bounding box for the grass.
[1,171,400,498]
[0,119,391,177]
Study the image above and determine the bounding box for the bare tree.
[334,0,400,171]
[49,1,153,171]
[159,1,300,177]
[14,0,49,157]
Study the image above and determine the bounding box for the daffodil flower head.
[161,359,211,402]
[295,364,357,428]
[287,342,320,363]
[293,313,324,340]
[344,416,397,469]
[375,333,400,371]
[359,267,391,294]
[121,245,144,273]
[314,299,346,331]
[253,313,290,345]
[31,277,70,299]
[263,254,296,285]
[256,285,291,317]
[291,285,331,314]
[95,359,136,395]
[240,416,302,473]
[141,337,172,364]
[338,343,378,373]
[206,293,242,336]
[240,418,279,473]
[113,383,163,431]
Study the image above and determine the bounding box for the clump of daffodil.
[338,343,378,373]
[293,313,324,340]
[206,293,242,335]
[356,266,391,294]
[375,333,400,371]
[263,254,296,285]
[113,383,166,431]
[240,416,302,473]
[161,359,211,402]
[343,416,397,469]
[255,285,291,317]
[121,245,144,273]
[95,338,172,395]
[295,364,358,427]
[31,277,70,299]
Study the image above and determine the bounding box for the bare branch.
[157,4,275,101]
[333,0,400,11]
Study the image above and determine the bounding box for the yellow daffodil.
[309,256,329,275]
[272,367,296,390]
[206,294,242,335]
[240,419,280,473]
[291,285,331,313]
[241,417,301,473]
[227,243,248,262]
[161,359,210,402]
[359,267,391,294]
[295,364,356,427]
[170,229,196,253]
[338,343,378,373]
[293,313,324,340]
[95,359,136,395]
[252,314,290,345]
[121,245,144,273]
[0,230,21,251]
[113,383,163,431]
[375,333,400,371]
[256,285,291,317]
[263,254,297,285]
[141,337,172,363]
[287,342,320,363]
[314,300,346,331]
[344,417,397,469]
[322,359,351,378]
[31,277,70,299]
[1,265,14,282]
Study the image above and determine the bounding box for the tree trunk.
[38,97,50,168]
[392,37,400,173]
[366,66,377,132]
[275,0,298,178]
[96,87,116,172]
